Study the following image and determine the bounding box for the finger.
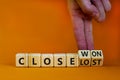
[102,0,111,12]
[92,0,106,22]
[84,19,94,50]
[73,18,87,50]
[76,0,99,21]
[68,0,87,50]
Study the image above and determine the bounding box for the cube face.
[79,58,91,66]
[41,54,53,67]
[54,54,66,67]
[29,54,41,67]
[78,50,91,58]
[91,50,103,66]
[16,53,28,67]
[66,53,78,67]
[91,58,103,66]
[78,50,91,66]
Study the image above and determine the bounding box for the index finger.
[68,0,87,50]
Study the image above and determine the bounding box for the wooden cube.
[78,50,91,66]
[91,50,103,66]
[41,54,53,67]
[66,53,78,67]
[29,53,41,67]
[54,54,66,67]
[16,53,28,67]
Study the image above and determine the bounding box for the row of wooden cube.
[16,50,103,67]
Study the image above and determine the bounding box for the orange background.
[0,0,120,80]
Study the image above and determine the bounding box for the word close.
[16,50,103,67]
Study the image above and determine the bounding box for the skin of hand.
[68,0,111,50]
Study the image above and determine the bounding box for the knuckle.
[82,5,94,15]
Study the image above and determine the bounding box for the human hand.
[68,0,111,50]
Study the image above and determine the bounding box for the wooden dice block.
[54,54,66,67]
[66,53,78,67]
[29,54,41,67]
[91,50,103,66]
[16,53,28,67]
[78,50,91,66]
[41,54,53,67]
